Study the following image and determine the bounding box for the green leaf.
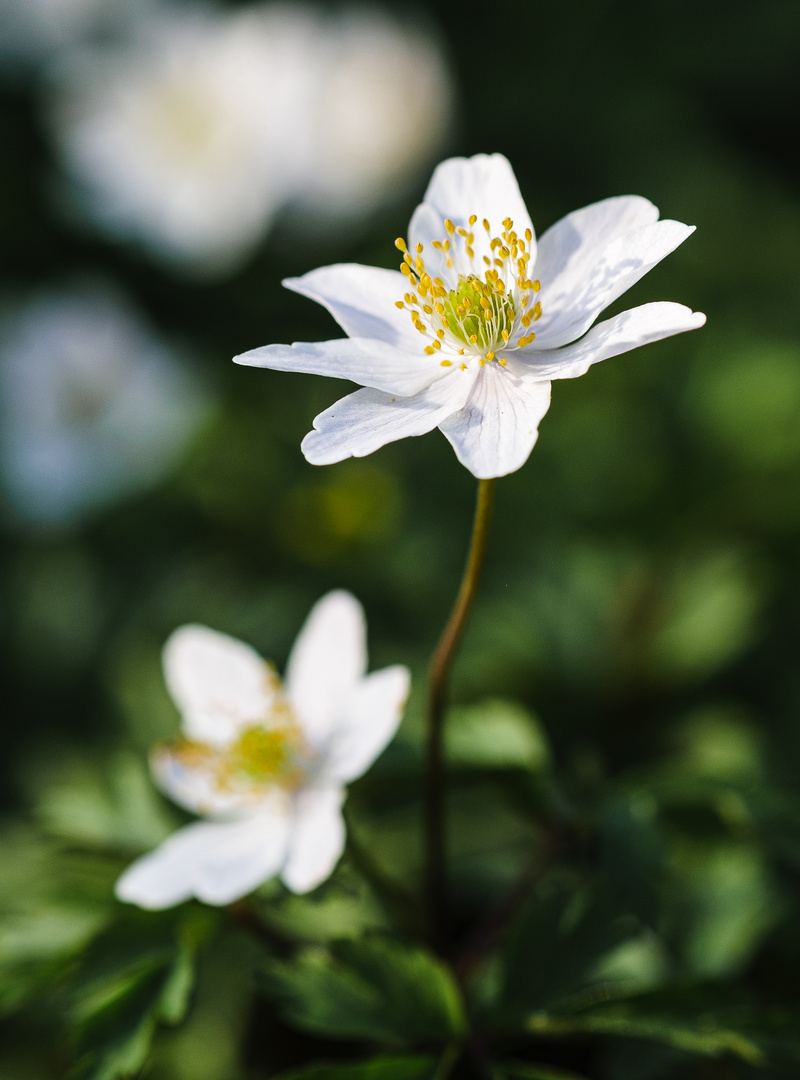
[259,933,467,1045]
[491,878,637,1025]
[525,1011,764,1065]
[67,907,215,1080]
[0,826,115,1016]
[495,1062,591,1080]
[445,699,550,772]
[275,1053,445,1079]
[520,982,795,1068]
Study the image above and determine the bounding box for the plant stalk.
[424,477,496,949]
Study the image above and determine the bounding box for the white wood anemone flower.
[235,153,706,479]
[115,591,410,908]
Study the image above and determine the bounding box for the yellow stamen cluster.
[164,690,306,799]
[395,215,542,368]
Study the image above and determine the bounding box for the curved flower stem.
[425,477,496,950]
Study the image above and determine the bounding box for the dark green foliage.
[66,907,215,1080]
[274,1053,445,1080]
[259,934,466,1045]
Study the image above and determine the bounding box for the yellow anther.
[522,314,532,327]
[444,218,455,234]
[533,301,542,319]
[499,358,507,366]
[503,217,513,230]
[483,218,490,231]
[483,309,492,321]
[437,329,445,339]
[423,304,433,314]
[435,302,445,314]
[457,226,469,237]
[466,247,475,259]
[486,351,495,361]
[483,255,491,266]
[395,301,404,309]
[517,336,527,347]
[480,297,491,310]
[395,237,407,251]
[415,257,425,272]
[403,252,412,266]
[432,240,443,250]
[415,242,423,254]
[461,362,468,370]
[480,358,486,366]
[424,346,436,355]
[441,316,450,328]
[533,280,541,292]
[501,329,509,341]
[440,359,452,366]
[525,228,532,242]
[432,339,441,349]
[458,348,465,355]
[469,214,477,225]
[469,334,478,343]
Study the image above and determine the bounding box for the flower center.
[394,215,542,368]
[166,695,307,800]
[228,724,300,783]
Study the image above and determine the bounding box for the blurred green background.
[3,0,800,1077]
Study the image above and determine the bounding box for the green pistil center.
[443,275,516,349]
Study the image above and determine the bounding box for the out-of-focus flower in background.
[0,0,148,73]
[0,285,208,527]
[293,8,453,221]
[46,1,453,276]
[48,3,319,275]
[116,591,411,907]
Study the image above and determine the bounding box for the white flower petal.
[409,153,535,276]
[281,786,346,894]
[438,363,553,479]
[533,219,696,349]
[523,302,707,381]
[150,745,245,817]
[532,195,659,336]
[115,801,291,909]
[283,264,420,350]
[320,665,411,785]
[301,371,474,466]
[285,590,367,746]
[163,625,278,747]
[234,337,435,398]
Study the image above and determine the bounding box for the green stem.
[424,477,496,949]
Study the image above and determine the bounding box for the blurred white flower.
[0,0,150,72]
[47,2,452,273]
[0,286,207,526]
[294,9,453,219]
[49,3,319,274]
[116,591,410,907]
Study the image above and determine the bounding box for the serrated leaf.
[275,1053,444,1079]
[0,826,115,1016]
[259,933,466,1045]
[525,1011,764,1064]
[67,908,212,1080]
[490,878,637,1025]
